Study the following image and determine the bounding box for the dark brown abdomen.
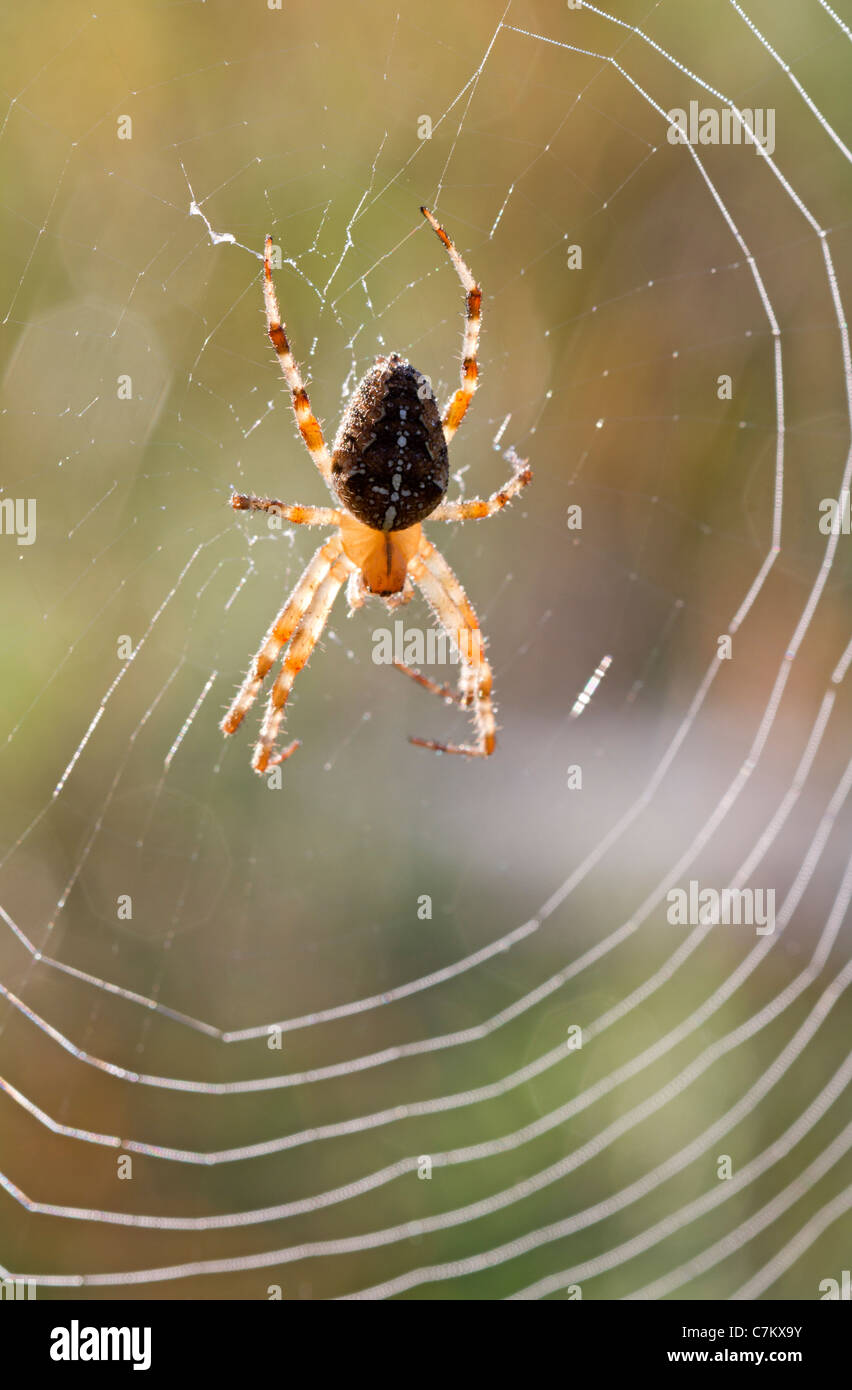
[331,354,448,531]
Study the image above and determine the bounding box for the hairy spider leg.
[431,447,533,521]
[221,535,344,737]
[405,539,496,757]
[263,235,334,487]
[393,662,467,706]
[253,553,352,773]
[421,207,482,445]
[420,536,480,630]
[230,494,342,526]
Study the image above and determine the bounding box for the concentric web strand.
[1,0,850,1299]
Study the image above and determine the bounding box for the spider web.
[1,0,851,1300]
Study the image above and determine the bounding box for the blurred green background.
[1,0,851,1298]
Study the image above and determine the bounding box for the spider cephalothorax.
[222,206,532,774]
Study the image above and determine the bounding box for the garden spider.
[222,206,532,774]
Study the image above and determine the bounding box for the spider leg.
[221,535,343,737]
[382,575,415,612]
[405,538,496,757]
[421,207,481,445]
[430,448,533,522]
[253,553,351,774]
[393,662,467,707]
[231,493,341,526]
[346,569,367,612]
[263,235,334,487]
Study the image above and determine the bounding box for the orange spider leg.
[421,207,481,445]
[405,538,496,757]
[221,535,343,738]
[230,493,341,526]
[430,448,532,522]
[253,553,352,774]
[419,536,480,631]
[263,235,334,487]
[393,662,467,706]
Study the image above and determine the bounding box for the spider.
[221,206,532,774]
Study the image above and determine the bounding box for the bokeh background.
[1,0,851,1299]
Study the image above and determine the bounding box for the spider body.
[337,514,422,601]
[331,354,448,535]
[222,206,532,773]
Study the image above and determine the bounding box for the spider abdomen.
[331,354,448,532]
